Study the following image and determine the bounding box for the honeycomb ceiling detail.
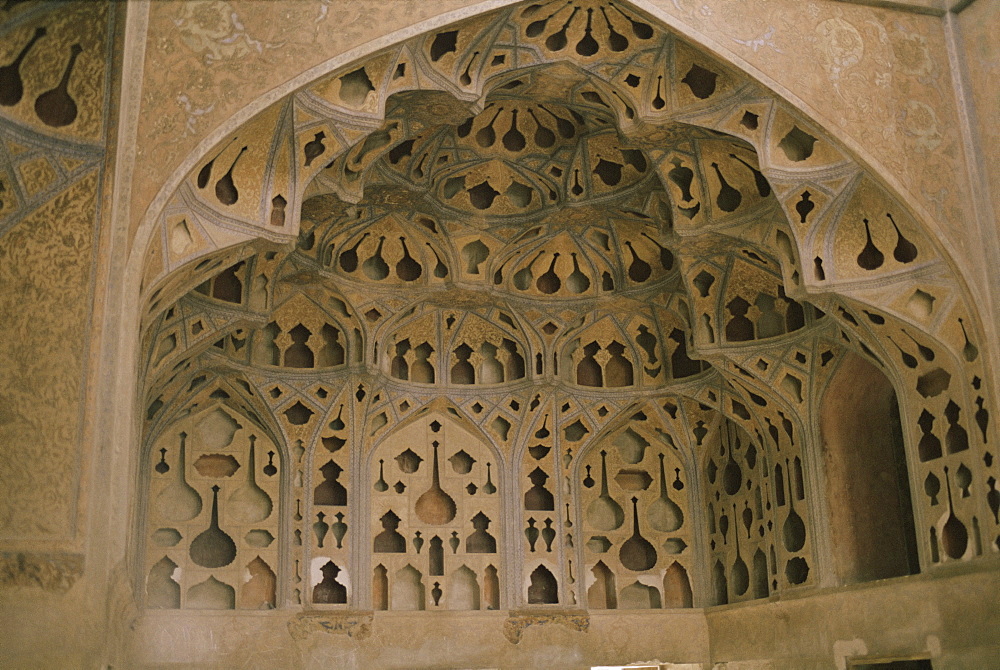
[135,0,996,616]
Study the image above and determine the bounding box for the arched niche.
[574,402,695,610]
[367,409,503,611]
[819,350,919,584]
[124,0,999,624]
[143,396,282,611]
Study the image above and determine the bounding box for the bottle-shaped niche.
[524,518,539,552]
[730,504,750,596]
[721,423,742,496]
[587,450,624,531]
[856,218,884,270]
[0,27,47,107]
[396,236,423,281]
[189,485,237,568]
[362,236,390,280]
[648,454,683,532]
[331,512,348,549]
[941,466,968,560]
[624,241,651,282]
[415,441,457,525]
[155,432,202,522]
[536,253,561,294]
[34,43,82,127]
[619,496,657,571]
[513,251,544,291]
[339,232,369,273]
[781,458,806,552]
[566,252,590,293]
[228,437,273,523]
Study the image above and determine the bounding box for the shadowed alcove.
[821,351,920,584]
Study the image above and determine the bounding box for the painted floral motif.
[900,99,942,152]
[174,1,284,65]
[815,17,864,81]
[890,29,934,78]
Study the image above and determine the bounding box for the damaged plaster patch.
[834,638,869,670]
[925,634,941,657]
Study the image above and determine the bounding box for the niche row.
[704,417,810,604]
[812,212,921,281]
[321,219,676,295]
[169,258,712,391]
[389,338,527,386]
[304,398,352,606]
[519,407,566,604]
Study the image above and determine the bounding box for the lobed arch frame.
[361,400,511,609]
[123,0,997,623]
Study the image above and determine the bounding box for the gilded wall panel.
[957,1,1000,249]
[0,170,98,540]
[0,0,116,549]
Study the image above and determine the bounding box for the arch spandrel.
[132,0,998,620]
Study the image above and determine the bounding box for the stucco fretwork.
[132,1,997,622]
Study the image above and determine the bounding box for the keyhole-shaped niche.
[145,398,281,610]
[580,408,693,609]
[251,292,356,369]
[370,411,502,611]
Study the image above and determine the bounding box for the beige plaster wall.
[125,609,709,669]
[955,1,1000,279]
[108,562,999,668]
[705,564,1000,670]
[0,171,98,543]
[0,581,105,668]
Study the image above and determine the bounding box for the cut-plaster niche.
[132,0,996,617]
